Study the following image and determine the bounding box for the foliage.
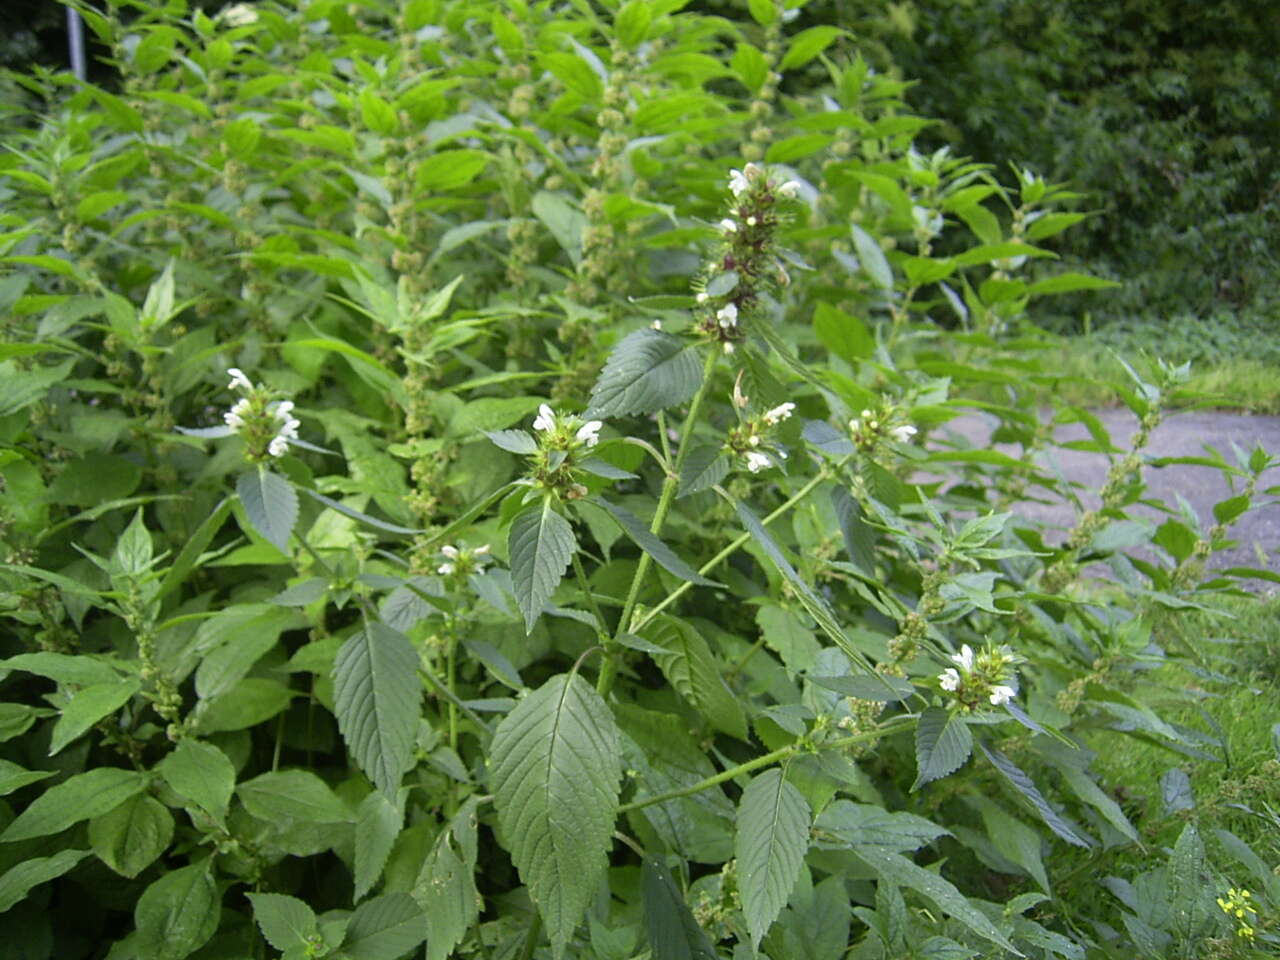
[0,1,1278,959]
[831,0,1280,323]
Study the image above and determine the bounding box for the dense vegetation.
[0,2,1277,959]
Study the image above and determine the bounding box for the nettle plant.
[1,1,1278,959]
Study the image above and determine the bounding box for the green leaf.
[89,793,173,878]
[642,858,717,960]
[360,88,399,135]
[1168,823,1213,944]
[747,0,777,24]
[135,861,221,960]
[1025,212,1087,241]
[0,652,121,687]
[489,673,622,959]
[587,328,704,418]
[778,26,843,71]
[814,799,949,853]
[222,115,261,159]
[0,759,53,796]
[237,770,353,824]
[332,622,422,795]
[354,790,404,902]
[813,302,873,364]
[0,849,90,912]
[0,359,74,416]
[809,674,915,702]
[195,605,298,701]
[485,429,538,455]
[643,615,748,741]
[677,444,729,498]
[237,466,298,555]
[1026,272,1119,296]
[158,496,232,599]
[195,678,295,733]
[508,500,577,633]
[532,191,586,267]
[49,678,140,755]
[1,767,147,842]
[416,149,490,191]
[756,605,821,674]
[157,738,237,823]
[248,893,319,954]
[913,707,973,790]
[415,797,481,960]
[731,43,770,94]
[736,768,811,949]
[979,743,1093,847]
[340,893,428,960]
[850,225,893,291]
[615,1,653,47]
[853,846,1021,955]
[589,497,718,587]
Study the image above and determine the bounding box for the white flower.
[890,424,917,444]
[651,320,662,330]
[848,417,861,434]
[696,292,709,304]
[532,403,556,432]
[441,545,460,559]
[723,341,735,354]
[719,218,738,233]
[268,435,289,457]
[716,302,738,329]
[575,420,603,447]
[272,400,294,420]
[743,162,763,182]
[745,216,758,227]
[277,418,300,440]
[989,685,1016,706]
[950,645,975,671]
[939,668,961,691]
[221,3,259,26]
[227,367,253,392]
[778,180,801,199]
[763,402,795,425]
[223,398,250,430]
[745,451,772,473]
[728,168,750,197]
[474,544,491,556]
[437,562,455,575]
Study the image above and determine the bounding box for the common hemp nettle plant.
[0,1,1277,959]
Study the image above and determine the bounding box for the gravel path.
[933,409,1280,591]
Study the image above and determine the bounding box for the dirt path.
[936,409,1280,592]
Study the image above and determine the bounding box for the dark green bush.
[828,0,1280,323]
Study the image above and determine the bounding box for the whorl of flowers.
[848,406,917,452]
[695,162,804,351]
[222,368,300,462]
[937,643,1022,711]
[437,543,491,578]
[725,381,795,475]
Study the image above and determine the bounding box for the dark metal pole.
[66,6,87,81]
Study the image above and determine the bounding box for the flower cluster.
[726,386,795,474]
[849,407,916,451]
[533,404,601,448]
[437,543,491,578]
[694,162,802,351]
[222,368,300,461]
[497,403,606,500]
[1218,888,1258,940]
[938,643,1021,711]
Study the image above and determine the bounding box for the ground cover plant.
[1,1,1278,958]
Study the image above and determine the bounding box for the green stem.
[632,464,833,635]
[618,716,915,815]
[601,348,719,696]
[445,613,458,752]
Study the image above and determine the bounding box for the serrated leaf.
[809,674,914,702]
[850,224,893,291]
[677,444,729,497]
[643,615,748,740]
[642,858,717,960]
[756,605,821,674]
[736,769,811,950]
[508,500,576,633]
[589,497,718,587]
[587,328,704,418]
[815,799,950,853]
[248,893,319,953]
[1160,767,1195,815]
[157,739,236,823]
[89,793,173,879]
[135,860,221,960]
[485,429,538,455]
[1,766,146,841]
[0,849,90,912]
[778,26,843,70]
[237,770,352,824]
[853,846,1020,955]
[333,623,422,795]
[0,651,121,687]
[237,466,298,555]
[488,673,621,959]
[979,742,1093,847]
[340,892,428,960]
[354,790,404,902]
[913,707,973,790]
[49,678,140,755]
[414,797,481,960]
